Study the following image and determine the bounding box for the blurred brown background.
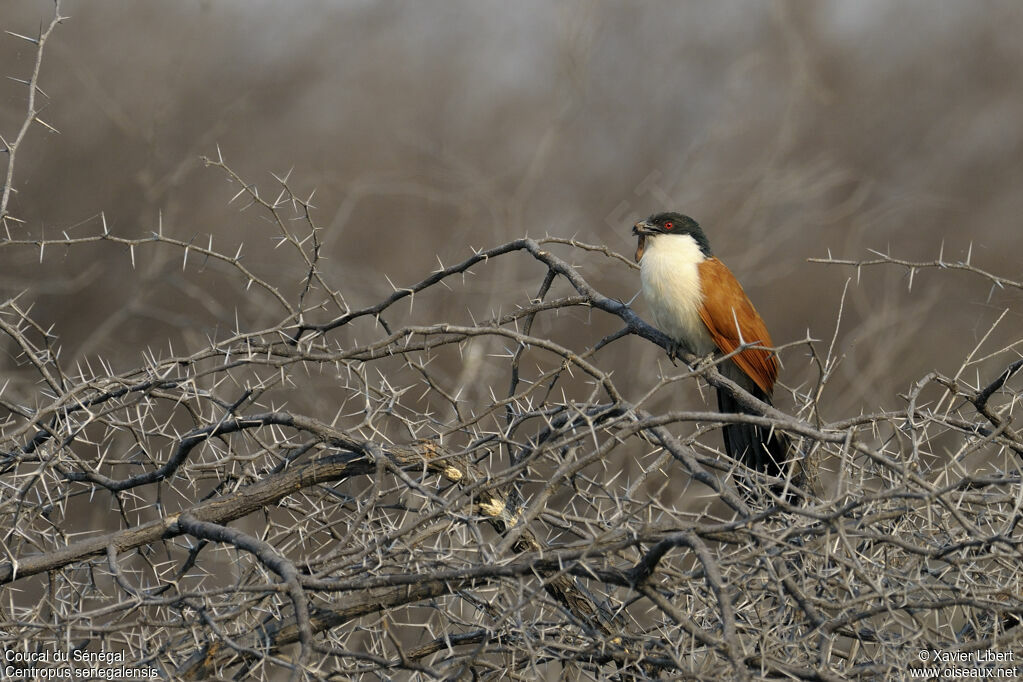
[2,0,1022,420]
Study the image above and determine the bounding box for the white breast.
[639,234,716,355]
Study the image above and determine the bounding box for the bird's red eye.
[664,221,673,230]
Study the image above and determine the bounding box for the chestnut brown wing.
[696,258,778,394]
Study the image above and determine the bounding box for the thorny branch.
[2,183,1020,679]
[1,2,67,227]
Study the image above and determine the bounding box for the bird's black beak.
[632,219,656,236]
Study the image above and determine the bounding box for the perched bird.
[633,212,788,478]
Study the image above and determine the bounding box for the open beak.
[632,220,655,262]
[632,219,656,236]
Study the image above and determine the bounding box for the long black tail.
[716,386,789,480]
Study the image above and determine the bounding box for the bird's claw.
[667,341,681,366]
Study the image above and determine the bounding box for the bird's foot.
[666,341,681,366]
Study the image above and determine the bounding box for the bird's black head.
[632,212,712,256]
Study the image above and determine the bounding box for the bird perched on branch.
[633,212,788,479]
